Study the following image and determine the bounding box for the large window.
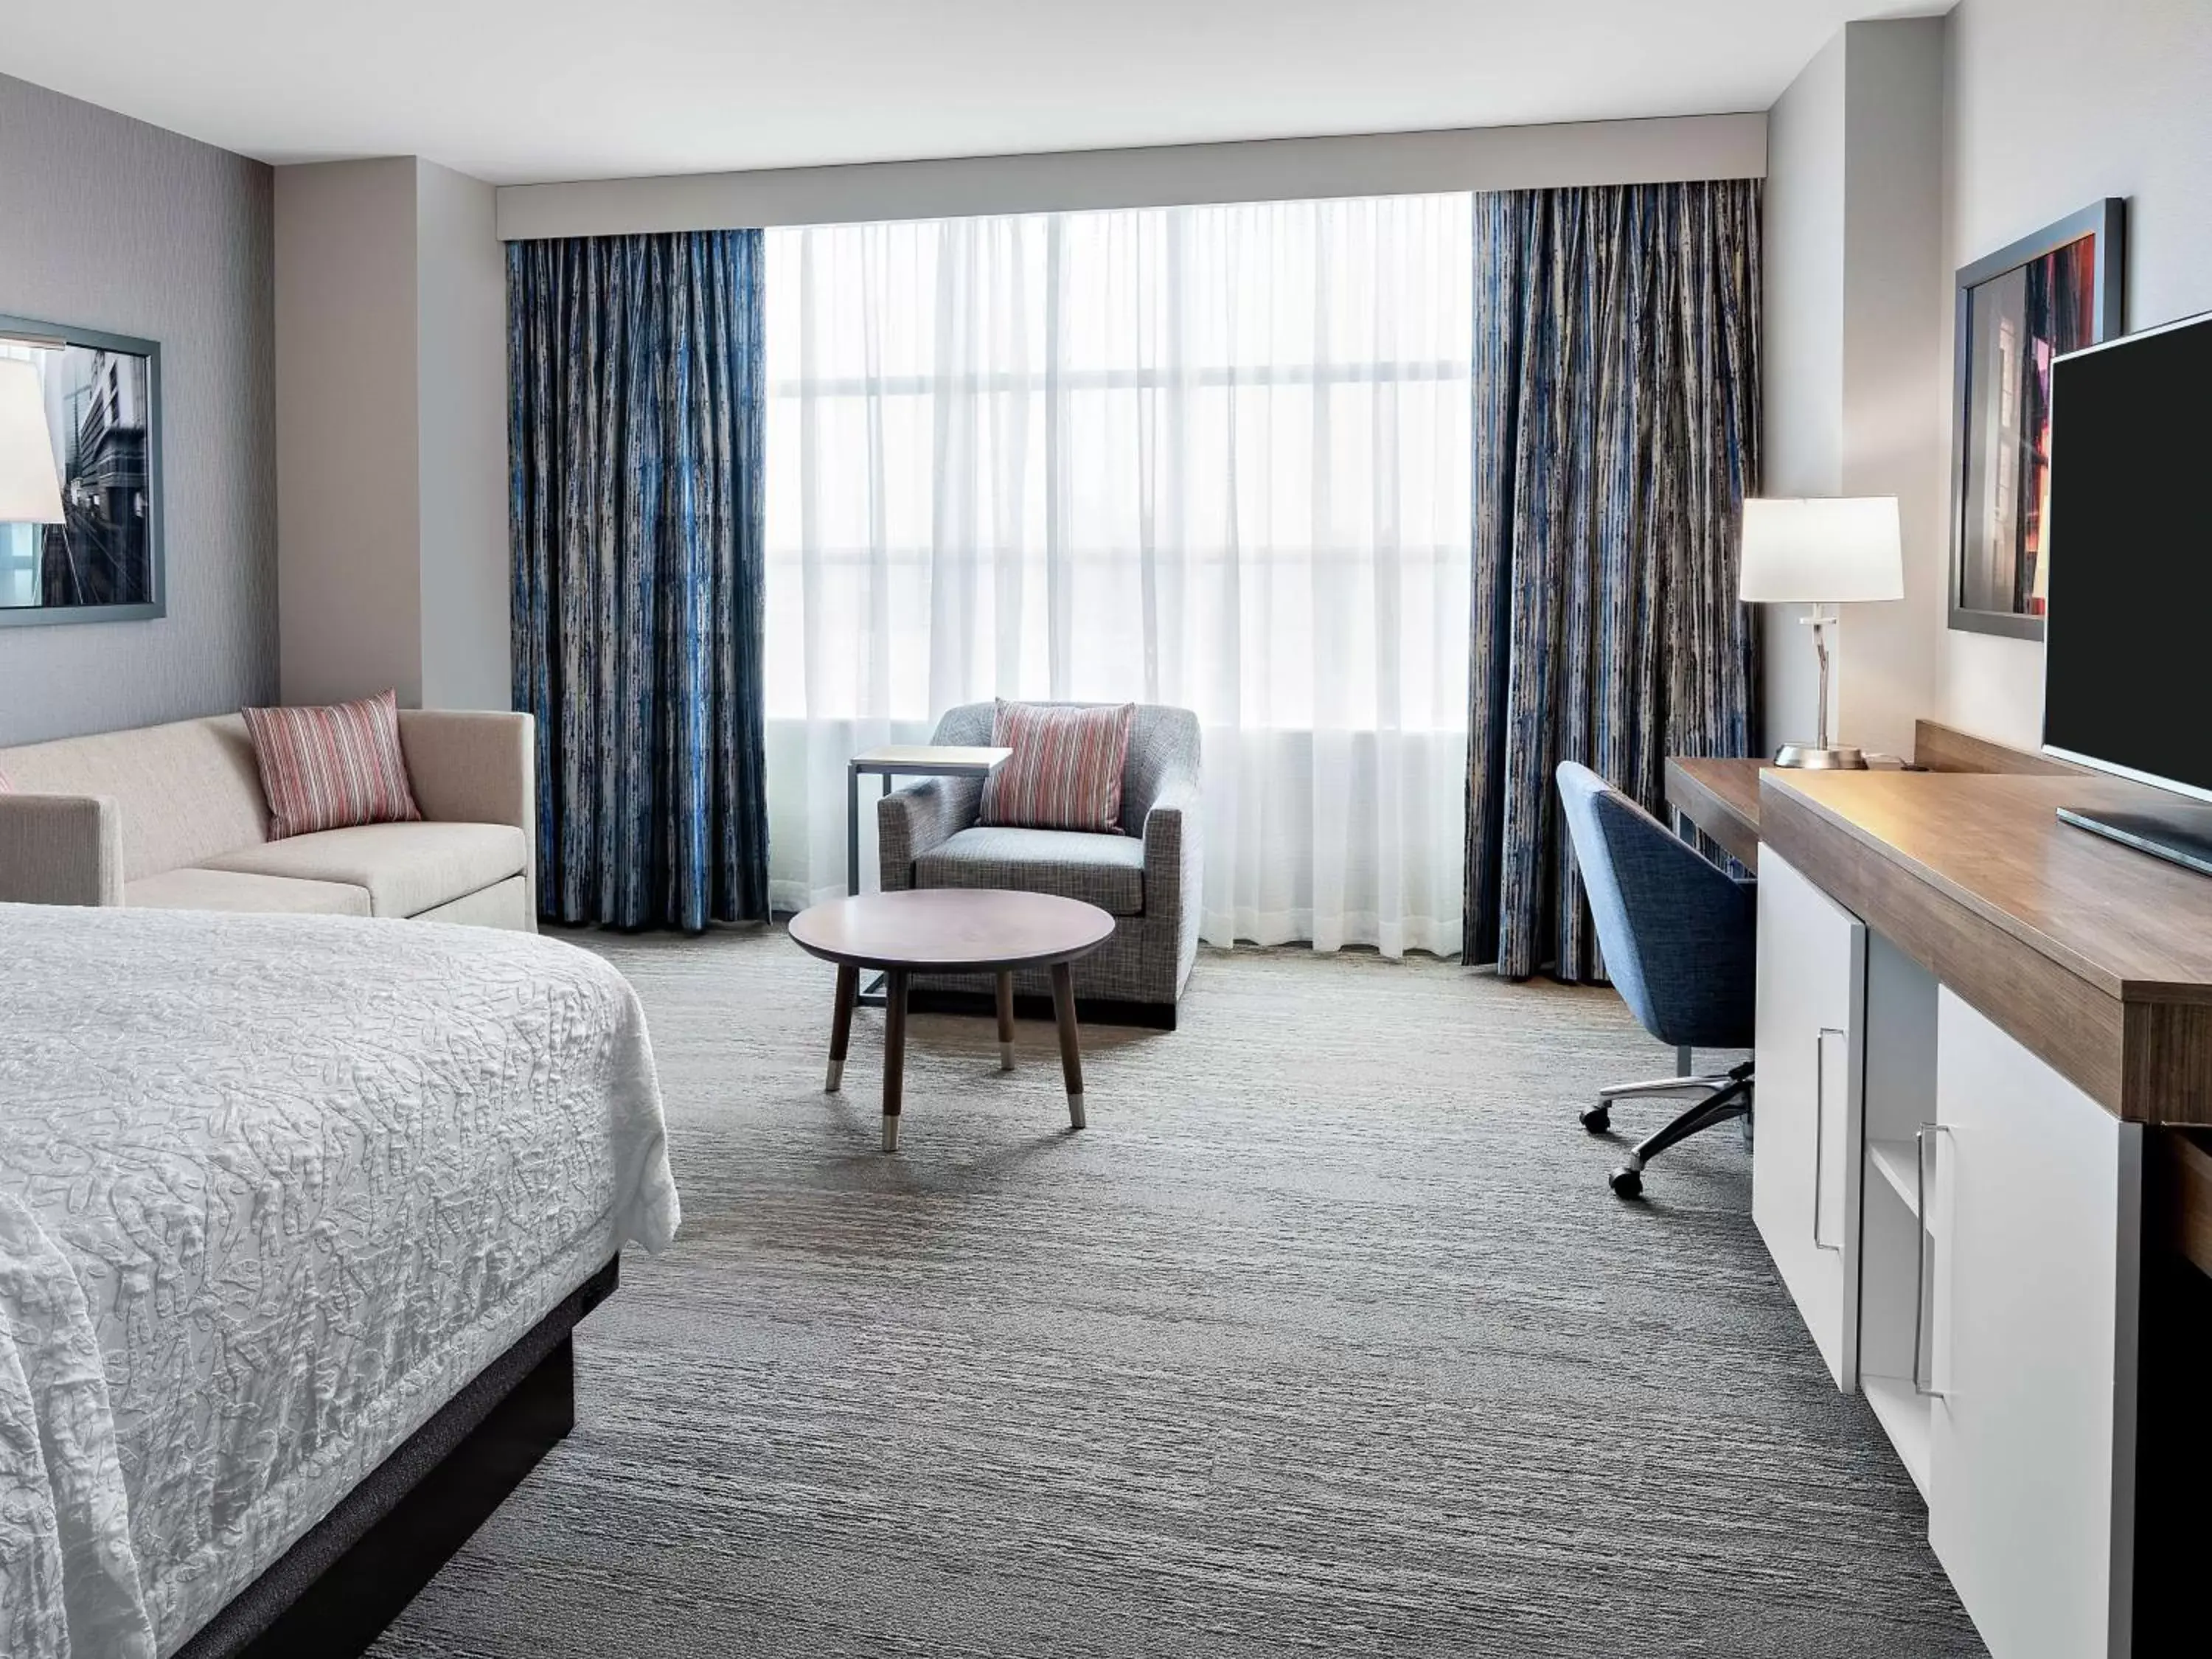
[765,194,1472,956]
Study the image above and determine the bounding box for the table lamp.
[1739,495,1905,769]
[0,358,63,524]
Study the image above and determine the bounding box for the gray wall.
[1759,18,1954,761]
[1760,32,1846,748]
[415,159,510,712]
[274,156,509,712]
[1936,0,2212,748]
[274,157,422,706]
[0,72,275,745]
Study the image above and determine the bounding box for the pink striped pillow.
[981,700,1135,835]
[241,690,421,840]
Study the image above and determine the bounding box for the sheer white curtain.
[764,193,1472,956]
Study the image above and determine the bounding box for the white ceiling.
[0,1,1933,187]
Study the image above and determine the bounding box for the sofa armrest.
[877,776,982,893]
[397,710,538,922]
[0,794,125,906]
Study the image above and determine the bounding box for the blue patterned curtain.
[509,230,769,931]
[1464,182,1761,981]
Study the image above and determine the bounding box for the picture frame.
[1947,199,2125,641]
[0,313,164,627]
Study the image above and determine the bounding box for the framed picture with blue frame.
[1948,198,2126,641]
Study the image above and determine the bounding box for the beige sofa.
[0,710,538,930]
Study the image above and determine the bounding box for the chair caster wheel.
[1609,1166,1644,1200]
[1581,1105,1611,1134]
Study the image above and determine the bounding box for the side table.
[846,743,1012,1006]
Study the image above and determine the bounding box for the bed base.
[175,1256,622,1659]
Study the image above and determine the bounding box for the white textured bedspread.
[0,903,680,1658]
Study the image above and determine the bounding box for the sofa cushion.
[198,821,526,919]
[128,866,372,917]
[916,825,1144,916]
[243,690,422,839]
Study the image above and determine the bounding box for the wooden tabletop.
[1663,757,1767,869]
[1761,768,2212,1123]
[850,745,1012,774]
[788,888,1116,973]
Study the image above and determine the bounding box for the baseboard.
[906,987,1178,1032]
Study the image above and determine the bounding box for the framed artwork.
[1948,199,2125,640]
[0,313,164,627]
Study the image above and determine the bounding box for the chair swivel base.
[1586,1060,1754,1199]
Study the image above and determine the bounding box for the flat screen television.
[2043,307,2212,872]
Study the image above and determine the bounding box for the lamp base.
[1773,742,1868,771]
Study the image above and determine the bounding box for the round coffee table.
[787,888,1116,1151]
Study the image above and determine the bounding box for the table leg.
[996,971,1016,1071]
[883,967,909,1152]
[846,762,861,897]
[826,963,858,1093]
[1050,961,1085,1130]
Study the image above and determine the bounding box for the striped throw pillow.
[981,700,1135,835]
[241,690,422,841]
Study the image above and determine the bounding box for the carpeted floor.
[369,930,1985,1658]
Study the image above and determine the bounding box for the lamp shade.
[0,359,62,524]
[1738,496,1904,604]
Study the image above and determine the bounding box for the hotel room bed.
[0,902,681,1659]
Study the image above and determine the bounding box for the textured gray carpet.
[369,931,1984,1658]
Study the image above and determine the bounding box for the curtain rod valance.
[495,113,1766,242]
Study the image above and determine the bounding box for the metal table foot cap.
[881,1115,901,1152]
[1067,1092,1086,1130]
[825,1060,844,1093]
[1000,1042,1015,1072]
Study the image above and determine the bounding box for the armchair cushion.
[917,826,1147,916]
[981,700,1134,834]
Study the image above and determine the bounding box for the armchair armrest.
[397,710,538,920]
[0,793,125,906]
[1141,773,1203,967]
[877,776,983,892]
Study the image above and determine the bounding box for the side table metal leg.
[996,971,1015,1071]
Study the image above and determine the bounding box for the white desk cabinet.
[1753,848,1865,1389]
[1929,989,2141,1659]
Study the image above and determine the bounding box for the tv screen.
[2042,310,2212,799]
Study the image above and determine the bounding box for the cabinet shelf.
[1863,1374,1932,1503]
[1867,1135,1924,1218]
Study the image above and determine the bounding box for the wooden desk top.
[1663,757,1766,869]
[1761,768,2212,1124]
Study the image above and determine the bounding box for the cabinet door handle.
[1811,1026,1846,1253]
[1913,1124,1952,1399]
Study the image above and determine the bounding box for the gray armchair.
[878,701,1202,1027]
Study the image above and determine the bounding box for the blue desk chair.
[1555,762,1757,1199]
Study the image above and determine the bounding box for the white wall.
[498,114,1767,239]
[275,158,422,706]
[276,156,508,711]
[1760,33,1846,748]
[1937,0,2212,748]
[0,72,275,745]
[1759,19,1945,762]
